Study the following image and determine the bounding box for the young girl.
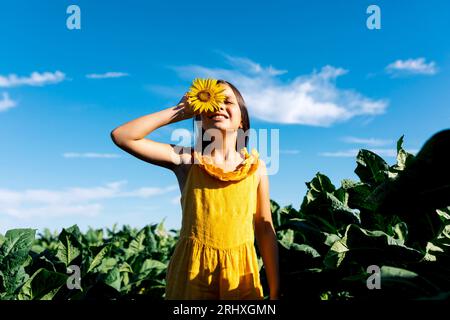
[111,79,280,300]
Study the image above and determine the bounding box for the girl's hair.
[192,79,250,154]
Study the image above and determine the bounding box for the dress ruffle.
[193,147,259,181]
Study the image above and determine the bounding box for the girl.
[111,79,280,300]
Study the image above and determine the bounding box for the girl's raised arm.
[110,93,194,171]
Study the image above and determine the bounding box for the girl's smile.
[208,112,229,121]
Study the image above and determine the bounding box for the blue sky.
[1,0,449,234]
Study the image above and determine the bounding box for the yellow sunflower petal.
[186,78,227,114]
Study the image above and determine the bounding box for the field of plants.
[1,130,449,300]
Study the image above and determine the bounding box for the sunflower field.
[1,130,449,300]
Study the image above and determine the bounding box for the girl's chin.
[205,124,231,130]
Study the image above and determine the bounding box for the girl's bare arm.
[110,93,194,171]
[254,159,281,300]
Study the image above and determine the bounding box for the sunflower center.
[198,91,211,102]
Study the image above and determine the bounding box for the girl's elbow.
[110,128,126,146]
[110,130,119,145]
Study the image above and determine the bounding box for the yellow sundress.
[164,147,265,300]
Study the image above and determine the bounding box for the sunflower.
[186,78,226,114]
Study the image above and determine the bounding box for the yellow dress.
[164,147,264,300]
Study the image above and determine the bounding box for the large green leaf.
[17,268,67,300]
[102,267,121,291]
[138,259,167,278]
[278,229,294,249]
[56,229,81,267]
[324,238,349,269]
[390,135,415,174]
[0,229,36,266]
[354,149,389,185]
[340,180,374,211]
[277,218,327,247]
[97,258,117,274]
[303,173,336,204]
[126,230,145,258]
[0,229,36,297]
[343,224,423,265]
[290,243,321,258]
[87,244,111,274]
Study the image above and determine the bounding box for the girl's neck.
[198,129,241,165]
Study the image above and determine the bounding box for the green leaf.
[119,262,133,273]
[324,233,341,247]
[290,243,321,258]
[344,224,423,264]
[126,230,145,258]
[84,228,104,245]
[340,180,374,211]
[278,218,326,246]
[103,267,121,291]
[279,229,294,249]
[354,149,389,185]
[323,238,349,269]
[87,244,111,273]
[155,217,169,238]
[0,229,36,266]
[423,242,444,262]
[381,266,418,279]
[98,258,117,274]
[270,199,281,214]
[138,259,167,278]
[311,173,335,193]
[436,207,450,222]
[326,192,361,224]
[56,229,81,267]
[17,268,67,300]
[393,222,408,244]
[0,229,36,296]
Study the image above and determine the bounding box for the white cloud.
[385,58,437,76]
[63,152,122,159]
[341,136,393,147]
[221,53,288,76]
[0,181,178,219]
[170,55,388,126]
[86,72,129,79]
[0,92,17,112]
[280,149,300,155]
[319,149,360,158]
[319,148,418,158]
[0,71,66,87]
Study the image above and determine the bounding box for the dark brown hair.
[192,79,251,153]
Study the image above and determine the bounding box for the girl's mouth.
[210,115,227,121]
[208,113,229,121]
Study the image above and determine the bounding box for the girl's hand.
[176,92,195,120]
